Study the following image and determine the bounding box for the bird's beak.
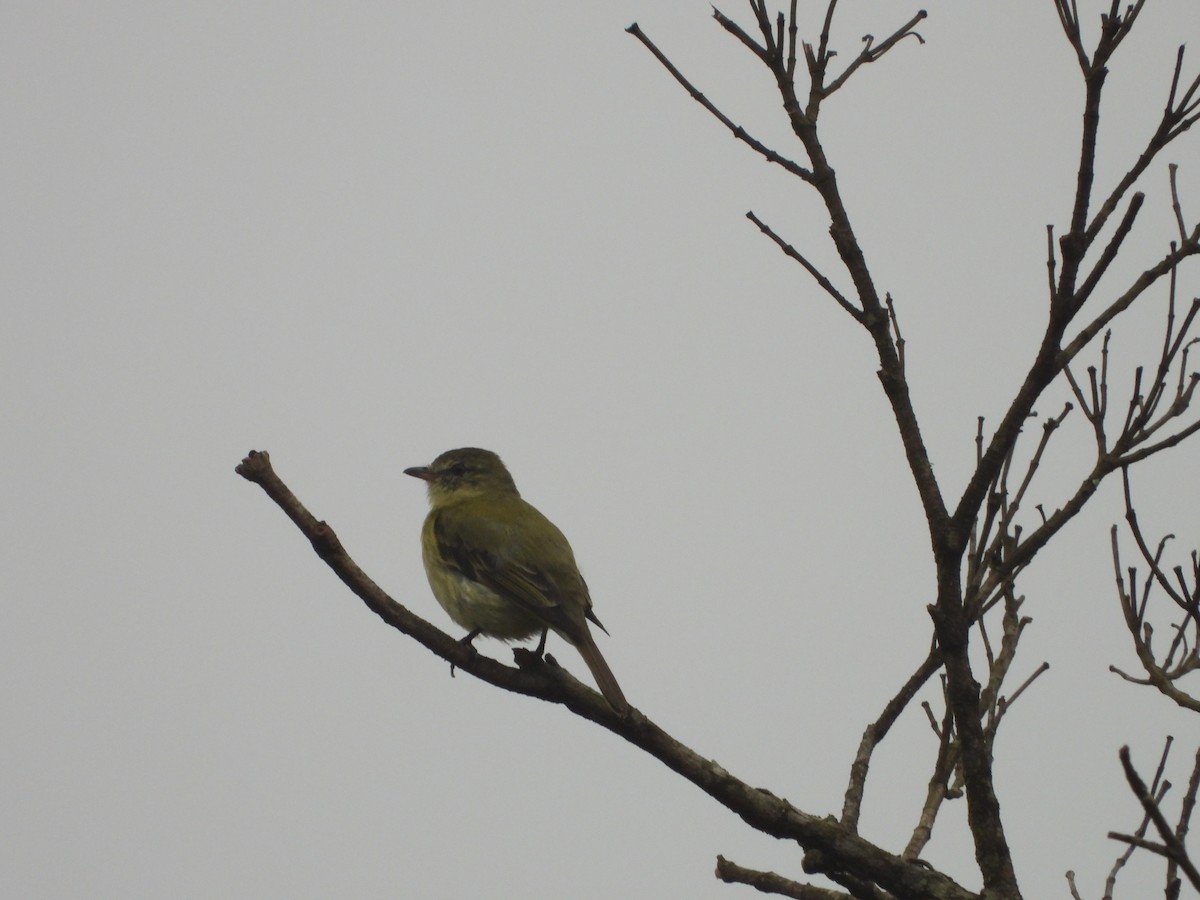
[404,465,435,481]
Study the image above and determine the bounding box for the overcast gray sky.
[3,1,1199,897]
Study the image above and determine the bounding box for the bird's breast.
[421,546,542,641]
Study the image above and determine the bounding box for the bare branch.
[1140,264,1186,427]
[1051,0,1090,71]
[815,0,838,72]
[821,10,928,99]
[1117,415,1200,466]
[1164,46,1200,138]
[1057,238,1200,372]
[1091,0,1149,70]
[745,210,862,321]
[786,0,799,80]
[1071,192,1146,316]
[1064,46,1196,276]
[886,293,906,377]
[1064,869,1083,900]
[711,3,771,63]
[979,586,1047,746]
[966,406,1075,614]
[715,856,847,899]
[625,22,814,181]
[1169,163,1189,243]
[947,215,1195,584]
[1046,224,1060,305]
[994,405,1073,549]
[1179,748,1200,870]
[1098,747,1166,900]
[973,453,1117,603]
[1058,267,1200,479]
[1110,470,1200,712]
[1101,738,1175,900]
[1113,745,1200,890]
[903,701,956,860]
[842,645,941,830]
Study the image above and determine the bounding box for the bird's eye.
[448,462,467,477]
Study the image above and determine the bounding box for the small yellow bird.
[405,448,628,714]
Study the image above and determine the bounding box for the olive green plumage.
[405,448,628,713]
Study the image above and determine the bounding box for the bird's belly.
[426,568,542,641]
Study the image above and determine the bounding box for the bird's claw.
[450,630,481,678]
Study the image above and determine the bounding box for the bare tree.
[238,2,1200,897]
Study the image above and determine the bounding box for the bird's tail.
[575,630,629,715]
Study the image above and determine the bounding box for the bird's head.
[404,447,520,504]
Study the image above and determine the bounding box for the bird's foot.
[513,647,560,673]
[512,627,551,672]
[450,629,481,678]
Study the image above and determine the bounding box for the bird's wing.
[431,502,589,641]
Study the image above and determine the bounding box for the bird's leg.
[534,627,549,658]
[450,628,481,678]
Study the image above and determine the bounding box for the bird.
[404,447,629,714]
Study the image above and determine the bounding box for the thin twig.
[1114,745,1200,890]
[625,23,814,181]
[822,10,927,98]
[842,645,941,829]
[1169,163,1189,242]
[745,211,863,321]
[904,701,956,859]
[715,855,845,899]
[885,293,905,376]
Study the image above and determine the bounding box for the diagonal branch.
[1070,192,1145,316]
[746,210,863,321]
[1080,45,1196,249]
[712,3,774,64]
[1111,745,1200,890]
[1098,738,1174,900]
[842,644,942,830]
[1116,415,1200,466]
[904,697,956,860]
[625,22,813,182]
[715,856,848,899]
[821,10,927,99]
[973,453,1119,604]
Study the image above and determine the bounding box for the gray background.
[3,1,1198,897]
